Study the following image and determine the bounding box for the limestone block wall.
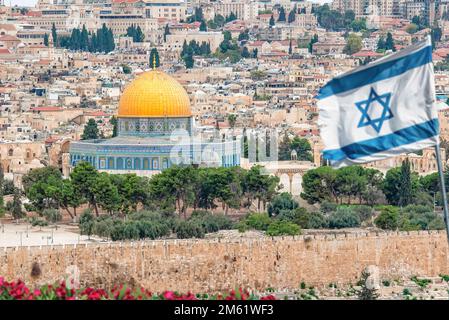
[0,230,448,292]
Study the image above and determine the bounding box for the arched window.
[143,158,149,170]
[135,158,141,170]
[8,148,13,156]
[116,158,124,169]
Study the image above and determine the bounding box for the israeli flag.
[317,35,438,167]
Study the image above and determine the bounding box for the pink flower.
[163,291,175,300]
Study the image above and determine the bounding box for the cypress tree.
[150,48,160,68]
[278,7,286,22]
[81,25,89,50]
[385,32,395,51]
[135,26,144,42]
[269,15,275,27]
[51,23,57,47]
[11,188,24,220]
[241,46,250,58]
[43,33,49,47]
[181,40,188,57]
[199,20,207,32]
[164,24,170,42]
[398,158,413,207]
[183,47,194,68]
[288,7,296,23]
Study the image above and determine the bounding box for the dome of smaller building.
[118,70,192,118]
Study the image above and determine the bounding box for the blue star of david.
[355,87,393,133]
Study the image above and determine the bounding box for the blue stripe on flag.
[323,118,439,161]
[317,45,432,100]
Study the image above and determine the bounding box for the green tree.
[334,166,368,204]
[150,48,160,68]
[382,160,418,206]
[377,36,386,52]
[81,119,99,140]
[11,188,24,220]
[301,166,337,204]
[110,116,118,137]
[226,11,237,22]
[238,29,249,41]
[81,24,89,50]
[385,32,395,51]
[92,173,121,214]
[51,23,58,47]
[288,8,296,23]
[398,158,413,206]
[350,18,366,32]
[43,33,49,47]
[227,114,237,128]
[267,192,298,217]
[199,20,207,32]
[308,34,318,54]
[22,166,63,213]
[149,166,198,218]
[213,14,225,28]
[374,206,399,230]
[343,33,362,55]
[278,135,313,161]
[183,49,194,68]
[70,162,100,216]
[52,179,82,219]
[278,7,286,22]
[269,15,275,27]
[163,24,170,42]
[241,46,250,58]
[241,165,279,211]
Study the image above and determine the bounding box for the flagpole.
[434,143,449,243]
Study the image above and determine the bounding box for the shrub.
[175,221,205,239]
[374,206,399,230]
[239,213,272,231]
[110,221,126,241]
[412,192,433,207]
[356,271,379,300]
[266,220,301,236]
[136,220,171,239]
[123,221,141,240]
[328,207,361,229]
[42,209,62,224]
[351,205,375,222]
[79,210,94,236]
[93,217,114,238]
[320,201,337,213]
[278,208,327,229]
[267,193,298,217]
[189,212,234,233]
[30,217,48,227]
[403,208,445,231]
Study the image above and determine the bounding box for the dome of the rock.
[118,70,192,118]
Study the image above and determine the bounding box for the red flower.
[163,291,175,300]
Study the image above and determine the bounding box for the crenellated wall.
[1,230,448,292]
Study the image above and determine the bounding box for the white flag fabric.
[317,36,438,167]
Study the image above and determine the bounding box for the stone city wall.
[1,230,448,292]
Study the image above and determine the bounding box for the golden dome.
[118,70,192,118]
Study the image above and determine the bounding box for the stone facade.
[1,231,448,293]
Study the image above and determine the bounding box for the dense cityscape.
[1,0,449,302]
